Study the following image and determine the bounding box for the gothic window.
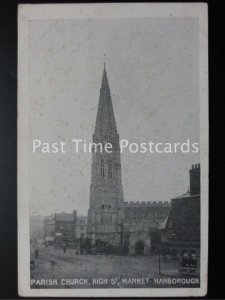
[108,160,113,179]
[101,159,104,179]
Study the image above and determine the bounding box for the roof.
[172,191,200,200]
[55,213,75,222]
[173,192,190,199]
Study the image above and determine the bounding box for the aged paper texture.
[18,3,208,297]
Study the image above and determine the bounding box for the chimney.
[189,163,200,195]
[73,210,77,222]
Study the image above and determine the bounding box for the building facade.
[161,164,200,259]
[75,216,88,239]
[87,66,170,252]
[30,215,44,240]
[55,211,77,243]
[124,201,170,254]
[43,215,55,241]
[87,65,124,246]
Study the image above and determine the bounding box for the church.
[87,65,170,255]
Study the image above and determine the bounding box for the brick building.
[161,164,200,258]
[75,216,88,239]
[55,211,77,245]
[43,211,89,247]
[43,215,55,242]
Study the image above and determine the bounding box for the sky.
[29,17,199,216]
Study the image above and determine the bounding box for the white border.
[18,3,208,297]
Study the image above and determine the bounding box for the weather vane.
[103,53,106,69]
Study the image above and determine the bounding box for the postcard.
[18,3,208,297]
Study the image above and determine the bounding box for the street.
[31,245,199,289]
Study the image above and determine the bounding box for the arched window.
[101,159,104,179]
[108,160,113,179]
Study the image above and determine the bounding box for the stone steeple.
[94,65,117,136]
[88,64,124,247]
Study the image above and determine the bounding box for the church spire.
[94,64,117,136]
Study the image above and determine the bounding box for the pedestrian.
[190,253,197,270]
[34,244,40,258]
[182,252,190,268]
[62,244,66,254]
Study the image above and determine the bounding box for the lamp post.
[158,244,161,275]
[157,232,162,275]
[120,219,124,248]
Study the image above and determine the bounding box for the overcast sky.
[29,17,199,216]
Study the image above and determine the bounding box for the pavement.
[30,245,199,289]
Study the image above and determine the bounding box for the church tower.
[88,64,124,246]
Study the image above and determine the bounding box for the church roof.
[94,66,117,135]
